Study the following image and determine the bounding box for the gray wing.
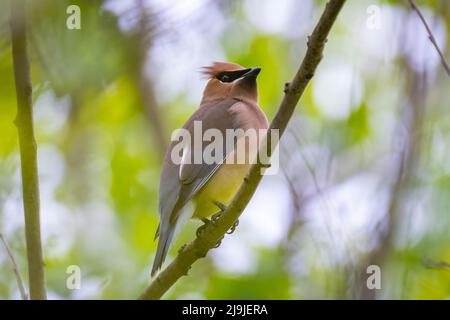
[162,98,242,221]
[151,98,241,275]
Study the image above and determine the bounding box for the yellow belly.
[191,126,265,219]
[192,163,250,218]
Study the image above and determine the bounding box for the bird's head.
[200,62,261,104]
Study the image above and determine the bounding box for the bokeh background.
[0,0,449,299]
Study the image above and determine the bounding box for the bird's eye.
[219,74,231,82]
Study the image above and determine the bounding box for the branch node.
[177,244,187,254]
[284,82,291,93]
[182,266,191,276]
[194,247,208,258]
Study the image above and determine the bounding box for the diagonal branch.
[407,0,450,77]
[139,0,347,300]
[0,233,28,300]
[10,0,47,300]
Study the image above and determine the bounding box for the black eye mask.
[216,69,252,83]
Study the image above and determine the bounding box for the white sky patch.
[211,235,257,274]
[103,0,225,105]
[336,2,405,65]
[244,0,313,38]
[102,0,211,36]
[1,191,24,239]
[147,0,206,19]
[34,91,70,135]
[241,175,292,247]
[102,0,141,32]
[37,145,74,257]
[178,292,205,300]
[211,174,291,274]
[357,5,404,65]
[148,26,225,105]
[147,7,226,105]
[40,201,74,258]
[304,173,388,264]
[313,61,364,120]
[73,201,136,274]
[70,276,105,300]
[37,144,66,191]
[393,186,445,251]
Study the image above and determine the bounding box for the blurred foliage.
[0,0,449,299]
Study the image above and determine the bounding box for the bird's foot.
[212,220,238,247]
[210,200,227,223]
[196,218,211,238]
[196,218,224,248]
[212,200,227,212]
[211,211,222,223]
[195,201,237,247]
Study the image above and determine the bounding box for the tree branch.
[139,0,347,300]
[0,233,28,300]
[10,0,47,300]
[407,0,450,77]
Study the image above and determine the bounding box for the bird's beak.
[242,67,261,79]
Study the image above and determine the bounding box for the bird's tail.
[151,204,193,277]
[151,223,175,277]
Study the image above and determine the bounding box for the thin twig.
[10,0,47,299]
[139,0,347,300]
[0,233,28,300]
[423,258,450,271]
[408,0,450,76]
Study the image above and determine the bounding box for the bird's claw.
[212,200,227,212]
[196,220,209,237]
[196,202,237,247]
[196,216,219,238]
[210,201,226,223]
[196,218,224,248]
[211,211,222,222]
[213,236,224,248]
[226,219,239,234]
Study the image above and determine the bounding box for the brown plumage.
[152,62,268,276]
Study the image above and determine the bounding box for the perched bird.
[152,62,269,276]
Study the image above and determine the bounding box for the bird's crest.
[201,62,245,79]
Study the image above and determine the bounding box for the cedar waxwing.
[151,62,269,276]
